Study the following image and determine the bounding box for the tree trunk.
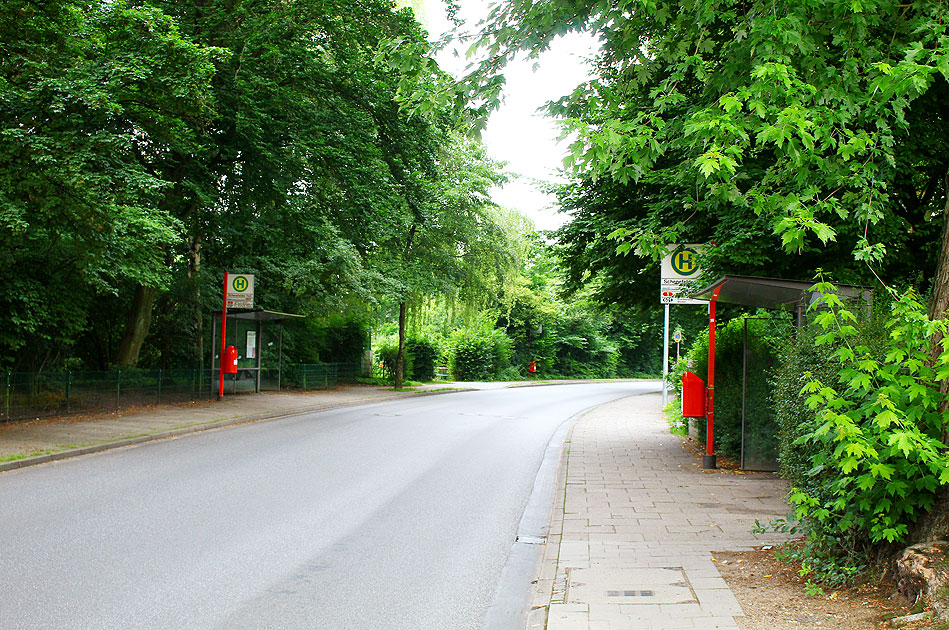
[394,223,417,390]
[113,285,157,368]
[189,234,203,369]
[928,173,949,321]
[905,171,949,545]
[395,301,407,389]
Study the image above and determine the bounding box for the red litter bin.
[223,345,239,374]
[681,371,706,418]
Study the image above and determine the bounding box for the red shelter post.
[218,271,228,399]
[704,284,723,469]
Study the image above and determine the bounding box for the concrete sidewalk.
[0,382,473,471]
[528,393,792,630]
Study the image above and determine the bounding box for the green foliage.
[498,244,638,380]
[376,335,440,383]
[664,399,687,437]
[675,312,791,459]
[549,309,619,379]
[0,0,531,375]
[376,342,402,384]
[475,0,949,313]
[785,282,949,564]
[405,338,438,381]
[449,323,512,381]
[295,315,369,365]
[0,0,220,367]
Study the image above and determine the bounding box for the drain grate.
[607,590,655,597]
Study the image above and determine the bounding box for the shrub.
[450,326,512,381]
[676,312,791,459]
[376,342,401,383]
[789,283,949,551]
[405,338,437,381]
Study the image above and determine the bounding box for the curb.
[0,387,478,473]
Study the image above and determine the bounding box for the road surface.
[0,381,658,629]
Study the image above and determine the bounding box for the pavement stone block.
[529,391,791,630]
[546,605,589,630]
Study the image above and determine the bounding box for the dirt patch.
[714,546,941,629]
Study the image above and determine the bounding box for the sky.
[418,1,598,232]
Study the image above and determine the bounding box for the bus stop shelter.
[210,309,304,394]
[689,275,872,470]
[692,275,872,322]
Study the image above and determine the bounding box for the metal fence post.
[157,369,163,404]
[66,371,72,414]
[302,366,307,391]
[116,370,121,409]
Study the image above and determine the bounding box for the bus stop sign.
[226,274,254,309]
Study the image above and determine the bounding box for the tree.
[1,0,521,376]
[0,1,220,370]
[465,0,949,301]
[372,131,516,388]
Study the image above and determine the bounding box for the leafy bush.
[450,326,512,381]
[405,338,437,381]
[789,283,949,551]
[674,312,791,459]
[376,342,401,383]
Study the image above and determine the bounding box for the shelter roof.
[222,309,305,322]
[691,275,872,309]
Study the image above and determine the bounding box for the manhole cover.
[568,567,696,605]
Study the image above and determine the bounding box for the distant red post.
[218,271,228,399]
[704,284,723,469]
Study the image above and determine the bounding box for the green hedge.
[773,326,841,499]
[450,327,512,381]
[674,313,791,459]
[405,338,437,381]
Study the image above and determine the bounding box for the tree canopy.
[0,0,525,372]
[466,0,949,309]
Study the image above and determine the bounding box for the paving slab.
[528,393,792,630]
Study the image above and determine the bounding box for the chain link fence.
[1,362,365,423]
[1,369,214,423]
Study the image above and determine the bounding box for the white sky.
[420,1,598,232]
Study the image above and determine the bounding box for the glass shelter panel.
[740,317,791,471]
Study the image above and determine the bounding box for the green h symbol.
[673,249,698,275]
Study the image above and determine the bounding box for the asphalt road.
[0,381,658,629]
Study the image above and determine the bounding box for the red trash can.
[223,345,239,374]
[681,371,706,418]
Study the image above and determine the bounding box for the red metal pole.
[218,271,228,399]
[705,285,723,469]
